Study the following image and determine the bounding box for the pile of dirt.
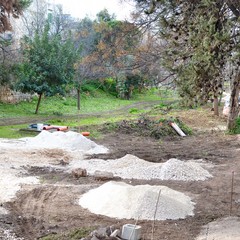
[79,181,195,220]
[110,116,191,139]
[69,154,212,181]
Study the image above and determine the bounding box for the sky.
[53,0,135,20]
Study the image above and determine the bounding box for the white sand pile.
[70,154,212,181]
[0,207,8,215]
[79,181,195,220]
[0,167,39,203]
[196,217,240,240]
[22,131,108,154]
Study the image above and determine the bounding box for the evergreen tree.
[17,24,79,114]
[133,0,240,129]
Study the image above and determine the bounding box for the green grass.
[229,117,240,134]
[0,125,38,138]
[0,88,179,138]
[0,89,176,118]
[40,227,94,240]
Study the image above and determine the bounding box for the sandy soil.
[0,109,240,240]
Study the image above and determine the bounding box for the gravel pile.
[0,229,24,240]
[70,154,212,181]
[159,158,212,181]
[79,181,195,220]
[23,131,108,154]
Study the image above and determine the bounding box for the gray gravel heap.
[70,154,212,181]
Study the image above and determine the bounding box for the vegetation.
[40,227,94,240]
[16,23,79,114]
[132,0,240,130]
[0,0,238,136]
[114,115,192,139]
[0,87,178,138]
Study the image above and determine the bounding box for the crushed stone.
[0,229,24,240]
[79,181,195,220]
[70,154,212,181]
[159,158,212,181]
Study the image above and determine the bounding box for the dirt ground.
[1,108,240,240]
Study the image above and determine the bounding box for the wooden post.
[35,92,42,114]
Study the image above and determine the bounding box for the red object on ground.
[81,132,90,136]
[43,125,56,130]
[57,126,69,131]
[43,125,68,131]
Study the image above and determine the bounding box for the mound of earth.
[102,116,191,139]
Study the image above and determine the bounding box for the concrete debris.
[81,226,120,240]
[94,171,115,181]
[72,168,87,178]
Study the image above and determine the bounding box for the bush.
[229,117,240,134]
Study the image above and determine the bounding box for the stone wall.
[0,86,32,103]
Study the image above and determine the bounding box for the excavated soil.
[1,109,240,240]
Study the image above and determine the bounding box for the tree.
[17,24,79,114]
[0,0,32,88]
[0,0,32,33]
[20,0,77,38]
[132,0,240,129]
[75,9,145,100]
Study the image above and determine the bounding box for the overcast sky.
[53,0,135,20]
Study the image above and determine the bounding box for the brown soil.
[1,108,240,240]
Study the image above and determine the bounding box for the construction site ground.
[0,107,240,240]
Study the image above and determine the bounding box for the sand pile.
[70,154,212,181]
[79,181,195,220]
[22,131,108,154]
[0,167,39,203]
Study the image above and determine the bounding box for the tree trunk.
[35,93,43,114]
[77,88,80,111]
[218,92,223,106]
[227,73,240,130]
[213,96,219,116]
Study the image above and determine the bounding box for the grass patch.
[229,117,240,134]
[0,88,180,138]
[40,227,94,240]
[0,125,38,138]
[0,88,176,118]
